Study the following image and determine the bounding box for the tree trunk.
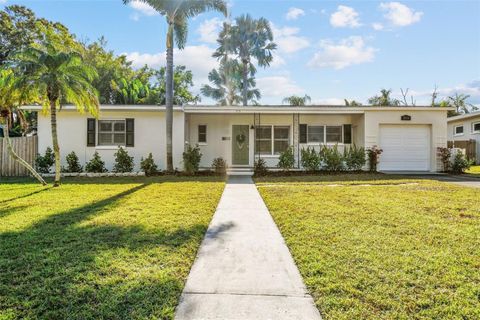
[50,100,61,186]
[165,22,174,172]
[242,61,248,106]
[3,117,47,185]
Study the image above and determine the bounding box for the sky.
[1,0,479,105]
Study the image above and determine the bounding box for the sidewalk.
[175,175,321,320]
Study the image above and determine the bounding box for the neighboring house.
[23,105,449,172]
[447,111,480,164]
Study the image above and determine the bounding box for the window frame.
[472,121,480,134]
[307,125,324,143]
[198,124,207,144]
[304,125,347,144]
[255,125,291,156]
[454,124,464,136]
[97,119,127,146]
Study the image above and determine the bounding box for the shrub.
[277,146,295,171]
[367,145,383,172]
[344,144,366,171]
[113,146,134,173]
[64,151,83,173]
[254,158,268,176]
[183,143,202,174]
[437,147,452,172]
[212,157,227,175]
[140,153,158,176]
[451,150,473,174]
[35,147,55,173]
[85,152,107,173]
[300,147,320,172]
[321,145,344,171]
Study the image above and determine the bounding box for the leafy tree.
[155,65,200,105]
[11,24,99,186]
[283,95,311,106]
[0,69,46,185]
[111,77,152,104]
[122,0,227,172]
[214,15,276,106]
[201,59,260,105]
[368,89,401,106]
[447,93,478,115]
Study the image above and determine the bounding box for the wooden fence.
[0,136,38,177]
[447,139,476,160]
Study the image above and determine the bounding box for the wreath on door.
[236,132,246,150]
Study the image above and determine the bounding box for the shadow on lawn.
[0,183,210,319]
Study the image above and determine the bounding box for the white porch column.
[293,113,299,168]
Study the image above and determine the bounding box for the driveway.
[399,173,480,188]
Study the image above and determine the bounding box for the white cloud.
[380,2,423,26]
[312,98,346,105]
[197,17,223,44]
[271,24,310,54]
[124,45,218,91]
[406,81,480,105]
[286,7,305,20]
[128,1,158,20]
[330,5,361,28]
[308,36,377,69]
[270,53,286,68]
[0,0,7,4]
[372,23,384,31]
[256,76,304,99]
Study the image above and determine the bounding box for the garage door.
[378,125,431,171]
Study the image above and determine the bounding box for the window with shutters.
[98,120,126,146]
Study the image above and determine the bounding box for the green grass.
[0,176,225,320]
[257,175,480,320]
[466,165,480,174]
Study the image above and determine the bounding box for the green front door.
[232,125,250,165]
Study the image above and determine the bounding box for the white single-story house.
[447,111,480,164]
[24,105,450,172]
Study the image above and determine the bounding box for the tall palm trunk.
[3,117,47,185]
[242,60,248,106]
[50,100,61,186]
[165,22,174,172]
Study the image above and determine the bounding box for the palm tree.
[368,89,400,106]
[282,95,311,106]
[447,93,478,115]
[344,99,362,106]
[123,0,227,172]
[0,69,47,185]
[214,14,276,106]
[201,59,260,105]
[13,46,99,186]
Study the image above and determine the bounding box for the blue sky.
[2,0,479,105]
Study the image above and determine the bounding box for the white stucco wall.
[363,110,448,172]
[447,115,480,163]
[37,109,185,171]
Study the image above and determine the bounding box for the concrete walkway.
[175,176,321,320]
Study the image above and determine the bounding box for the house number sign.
[401,115,412,121]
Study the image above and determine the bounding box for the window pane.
[274,141,289,154]
[343,124,352,144]
[256,140,271,154]
[455,126,464,134]
[99,133,112,145]
[308,126,324,143]
[113,133,125,144]
[326,126,342,143]
[99,122,112,132]
[114,122,125,132]
[274,126,289,139]
[473,123,480,132]
[256,127,271,139]
[198,125,207,143]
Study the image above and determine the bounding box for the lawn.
[466,165,480,174]
[0,176,225,320]
[256,174,480,320]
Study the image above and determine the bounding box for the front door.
[232,125,249,165]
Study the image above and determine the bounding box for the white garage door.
[379,125,431,171]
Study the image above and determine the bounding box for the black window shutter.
[87,118,96,146]
[299,124,307,143]
[126,118,134,147]
[343,124,352,144]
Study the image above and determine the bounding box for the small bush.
[321,145,344,171]
[140,153,158,176]
[183,143,202,174]
[451,150,473,174]
[113,146,134,173]
[35,147,55,173]
[437,147,452,172]
[254,158,268,176]
[63,151,83,173]
[85,152,107,173]
[344,144,366,171]
[300,147,320,172]
[367,145,383,172]
[277,146,295,171]
[212,157,227,175]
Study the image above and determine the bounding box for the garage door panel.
[379,125,431,171]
